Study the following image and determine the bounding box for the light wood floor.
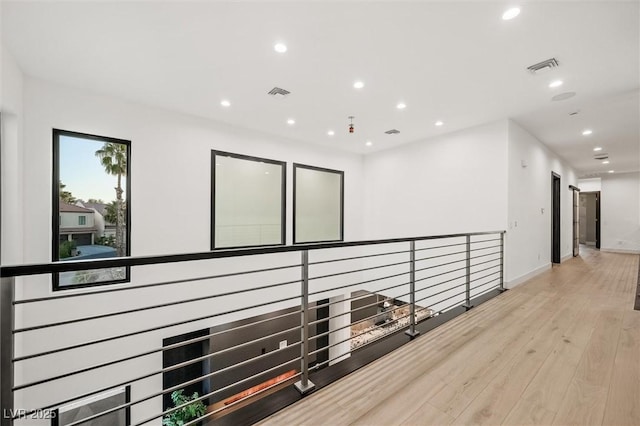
[259,248,640,426]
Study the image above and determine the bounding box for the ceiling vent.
[267,87,291,97]
[594,152,609,160]
[384,129,401,135]
[527,58,559,74]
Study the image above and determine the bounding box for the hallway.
[259,248,640,425]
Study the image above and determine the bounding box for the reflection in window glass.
[212,151,285,248]
[53,130,130,289]
[294,164,344,244]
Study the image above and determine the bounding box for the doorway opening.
[579,191,601,249]
[551,172,561,264]
[570,185,580,257]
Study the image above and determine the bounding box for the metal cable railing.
[0,231,505,426]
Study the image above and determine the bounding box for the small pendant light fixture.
[348,116,355,134]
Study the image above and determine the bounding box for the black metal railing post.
[499,232,506,292]
[294,250,315,394]
[463,235,473,310]
[1,278,14,426]
[405,241,419,338]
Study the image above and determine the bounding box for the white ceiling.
[2,1,639,177]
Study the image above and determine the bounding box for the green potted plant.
[162,390,207,426]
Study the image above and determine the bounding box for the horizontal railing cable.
[14,278,302,333]
[306,280,409,312]
[13,263,301,304]
[12,310,301,392]
[130,358,302,426]
[307,270,410,297]
[308,259,411,282]
[13,293,302,362]
[308,248,411,266]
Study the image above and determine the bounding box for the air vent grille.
[267,87,291,97]
[527,58,559,73]
[594,153,609,160]
[384,129,400,135]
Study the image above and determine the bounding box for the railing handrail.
[0,231,505,278]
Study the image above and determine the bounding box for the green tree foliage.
[59,240,76,259]
[162,390,207,426]
[59,180,76,203]
[95,143,127,257]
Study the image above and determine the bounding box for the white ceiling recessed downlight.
[502,7,521,20]
[435,120,444,126]
[396,103,407,110]
[365,141,373,147]
[593,147,603,151]
[608,170,615,173]
[582,129,593,135]
[327,130,335,136]
[602,160,610,164]
[287,119,295,125]
[220,100,231,107]
[549,80,563,88]
[353,81,365,89]
[274,43,287,53]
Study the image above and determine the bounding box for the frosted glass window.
[294,164,344,243]
[212,151,285,248]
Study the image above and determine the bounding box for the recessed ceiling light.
[593,147,602,151]
[287,119,295,125]
[608,170,615,173]
[365,141,373,147]
[220,100,231,107]
[502,7,521,20]
[327,130,335,136]
[265,171,270,175]
[582,129,593,136]
[353,81,365,89]
[548,80,563,88]
[274,43,287,53]
[435,120,444,126]
[602,160,610,164]
[396,103,407,110]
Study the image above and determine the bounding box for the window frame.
[293,163,345,244]
[52,129,132,291]
[211,150,287,250]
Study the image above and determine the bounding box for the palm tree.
[59,180,76,203]
[95,143,127,257]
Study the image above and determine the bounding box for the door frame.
[569,185,580,257]
[551,172,561,264]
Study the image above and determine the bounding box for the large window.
[53,129,131,290]
[211,150,286,249]
[293,163,344,244]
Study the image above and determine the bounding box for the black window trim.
[293,162,345,244]
[211,150,287,250]
[52,129,132,291]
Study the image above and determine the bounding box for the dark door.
[552,172,561,264]
[595,191,601,249]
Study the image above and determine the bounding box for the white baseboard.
[561,253,573,262]
[601,248,640,255]
[505,263,551,289]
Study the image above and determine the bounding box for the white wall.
[578,177,601,192]
[362,120,509,239]
[1,47,25,264]
[506,120,578,287]
[600,172,640,253]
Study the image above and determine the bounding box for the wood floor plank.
[602,310,640,426]
[258,249,640,426]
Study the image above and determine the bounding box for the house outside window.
[79,215,86,225]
